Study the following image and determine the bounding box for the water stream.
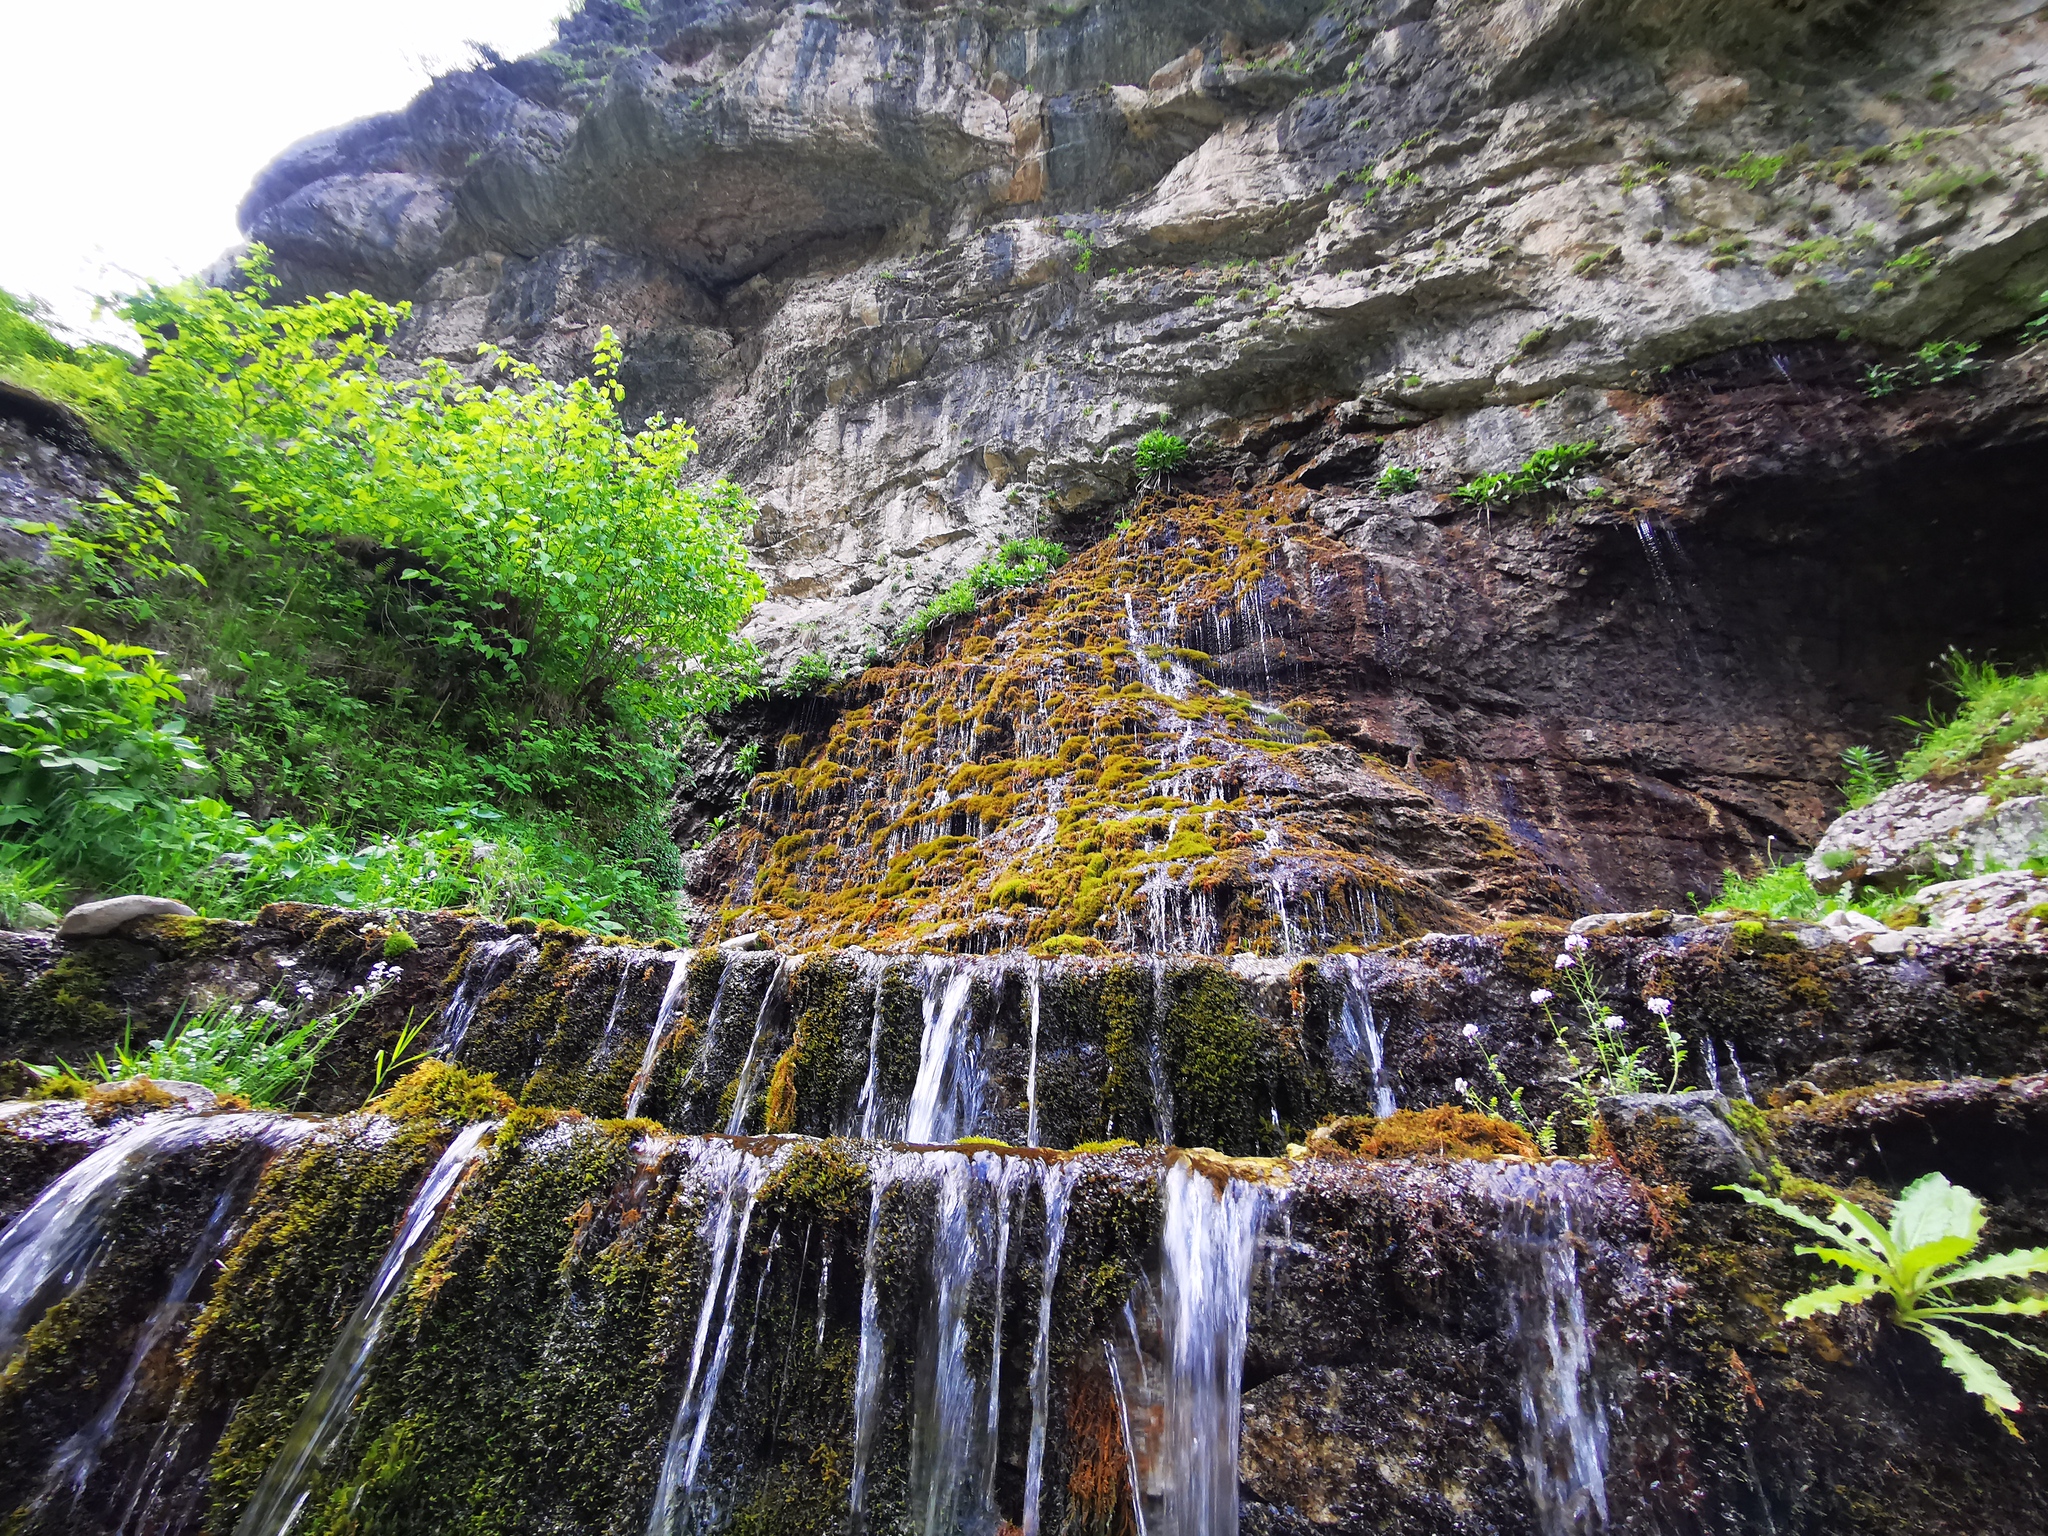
[1489,1164,1611,1536]
[645,1139,779,1536]
[437,938,535,1058]
[1325,955,1396,1119]
[1158,1160,1273,1536]
[235,1120,498,1536]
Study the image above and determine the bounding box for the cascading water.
[722,957,792,1135]
[626,950,696,1119]
[1325,955,1396,1119]
[848,1153,905,1525]
[645,1139,780,1536]
[437,937,535,1058]
[1157,1159,1274,1536]
[904,960,985,1145]
[906,1151,1018,1536]
[1488,1163,1611,1536]
[1021,1161,1076,1536]
[235,1120,497,1536]
[0,1112,304,1363]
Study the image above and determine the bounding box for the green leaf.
[1782,1279,1881,1318]
[1891,1171,1984,1255]
[1931,1246,2048,1289]
[1723,1184,1856,1245]
[1908,1320,2023,1433]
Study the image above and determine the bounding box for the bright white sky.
[2,0,572,344]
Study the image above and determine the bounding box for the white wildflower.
[1529,988,1553,1006]
[1564,932,1589,954]
[1454,1077,1469,1095]
[1602,1014,1625,1029]
[1647,996,1673,1017]
[1553,953,1574,971]
[1462,1022,1480,1038]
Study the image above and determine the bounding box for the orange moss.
[1306,1105,1539,1160]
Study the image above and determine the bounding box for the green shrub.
[1134,429,1191,481]
[1374,464,1419,494]
[782,651,833,693]
[1865,339,1980,398]
[122,253,762,717]
[0,622,208,880]
[45,992,357,1108]
[896,538,1070,642]
[1897,654,2048,780]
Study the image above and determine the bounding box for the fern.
[1726,1173,2048,1434]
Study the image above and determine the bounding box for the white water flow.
[852,953,890,1138]
[908,1152,1012,1536]
[645,1141,777,1536]
[0,1113,294,1363]
[848,1154,906,1524]
[1024,959,1042,1148]
[1102,1340,1152,1536]
[437,937,535,1058]
[1146,962,1176,1146]
[1021,1162,1077,1536]
[236,1120,497,1536]
[20,1118,309,1517]
[1704,1037,1723,1096]
[625,952,696,1120]
[597,952,648,1053]
[1327,955,1396,1118]
[904,962,983,1145]
[1158,1160,1271,1536]
[1491,1165,1610,1536]
[722,957,792,1135]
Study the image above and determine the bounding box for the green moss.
[758,1140,870,1227]
[368,1060,516,1125]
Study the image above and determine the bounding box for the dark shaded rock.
[1595,1091,1761,1197]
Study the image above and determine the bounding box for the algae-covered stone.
[1596,1092,1763,1197]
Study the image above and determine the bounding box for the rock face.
[225,0,2048,912]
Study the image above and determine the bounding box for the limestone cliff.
[224,0,2048,911]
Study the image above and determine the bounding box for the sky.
[2,0,573,344]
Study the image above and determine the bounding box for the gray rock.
[717,931,769,952]
[1913,870,2048,946]
[56,895,197,937]
[1596,1092,1763,1197]
[1569,910,1705,937]
[1807,772,2048,893]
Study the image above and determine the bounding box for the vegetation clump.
[896,537,1070,642]
[367,1060,517,1125]
[0,254,762,937]
[1306,1105,1538,1160]
[1727,1172,2048,1433]
[1452,441,1599,506]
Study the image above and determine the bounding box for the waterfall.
[7,1116,309,1521]
[1102,1339,1153,1536]
[848,1152,906,1524]
[236,1120,497,1536]
[1146,961,1176,1146]
[0,1112,301,1363]
[1024,958,1042,1148]
[1158,1160,1272,1536]
[625,951,695,1120]
[645,1140,778,1536]
[437,937,535,1058]
[851,952,890,1139]
[1325,955,1396,1118]
[907,1151,1017,1536]
[1489,1164,1610,1536]
[1021,1161,1077,1536]
[723,956,792,1135]
[904,960,984,1145]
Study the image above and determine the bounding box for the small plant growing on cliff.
[1064,228,1097,275]
[782,651,833,693]
[733,742,762,778]
[1452,441,1598,507]
[1725,1172,2048,1433]
[1865,339,1980,397]
[1841,745,1897,808]
[1374,464,1419,494]
[1134,429,1191,487]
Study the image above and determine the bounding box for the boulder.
[56,895,197,937]
[1596,1092,1764,1197]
